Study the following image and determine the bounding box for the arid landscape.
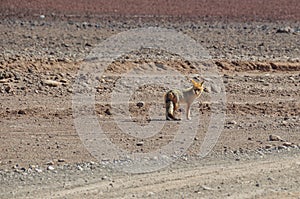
[0,0,300,198]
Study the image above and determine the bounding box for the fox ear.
[200,81,204,87]
[190,79,198,86]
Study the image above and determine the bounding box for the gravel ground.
[0,1,300,198]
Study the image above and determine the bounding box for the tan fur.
[165,79,204,121]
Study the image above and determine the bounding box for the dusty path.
[2,151,299,199]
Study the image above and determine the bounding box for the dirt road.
[1,151,300,198]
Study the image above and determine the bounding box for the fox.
[165,79,204,121]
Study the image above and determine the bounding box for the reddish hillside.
[1,0,299,21]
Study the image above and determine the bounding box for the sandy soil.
[0,1,300,198]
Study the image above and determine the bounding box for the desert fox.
[165,79,204,121]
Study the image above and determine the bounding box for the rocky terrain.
[0,0,300,198]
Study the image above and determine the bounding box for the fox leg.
[186,103,191,120]
[166,101,173,120]
[166,101,181,121]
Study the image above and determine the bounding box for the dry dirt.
[0,1,300,198]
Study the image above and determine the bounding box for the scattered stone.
[265,145,272,149]
[288,76,296,81]
[282,142,292,147]
[204,87,211,93]
[276,27,294,34]
[47,166,55,171]
[269,134,283,142]
[257,150,264,156]
[277,145,287,150]
[89,161,95,165]
[35,168,43,173]
[4,84,12,93]
[12,164,19,169]
[267,177,274,181]
[43,79,62,87]
[104,109,112,115]
[60,79,68,83]
[77,165,83,171]
[136,101,145,108]
[20,167,26,172]
[136,141,144,146]
[147,192,155,196]
[17,110,26,115]
[58,159,65,162]
[46,161,54,165]
[85,42,93,47]
[0,79,9,83]
[201,185,214,191]
[227,120,237,125]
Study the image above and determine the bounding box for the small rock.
[227,120,237,125]
[4,84,12,93]
[282,142,292,147]
[47,166,55,171]
[0,79,9,83]
[58,159,65,162]
[20,167,26,172]
[204,87,211,93]
[201,185,214,191]
[12,164,19,169]
[265,145,272,149]
[278,145,287,150]
[267,177,274,181]
[276,27,294,33]
[89,161,95,165]
[46,161,54,165]
[147,192,155,196]
[35,168,43,173]
[43,79,62,87]
[77,165,83,171]
[136,101,145,108]
[289,76,296,81]
[104,109,112,115]
[60,79,68,83]
[257,151,264,156]
[136,141,144,146]
[17,110,26,115]
[269,134,283,141]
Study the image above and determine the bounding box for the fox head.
[191,79,204,96]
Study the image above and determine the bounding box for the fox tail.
[165,91,180,121]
